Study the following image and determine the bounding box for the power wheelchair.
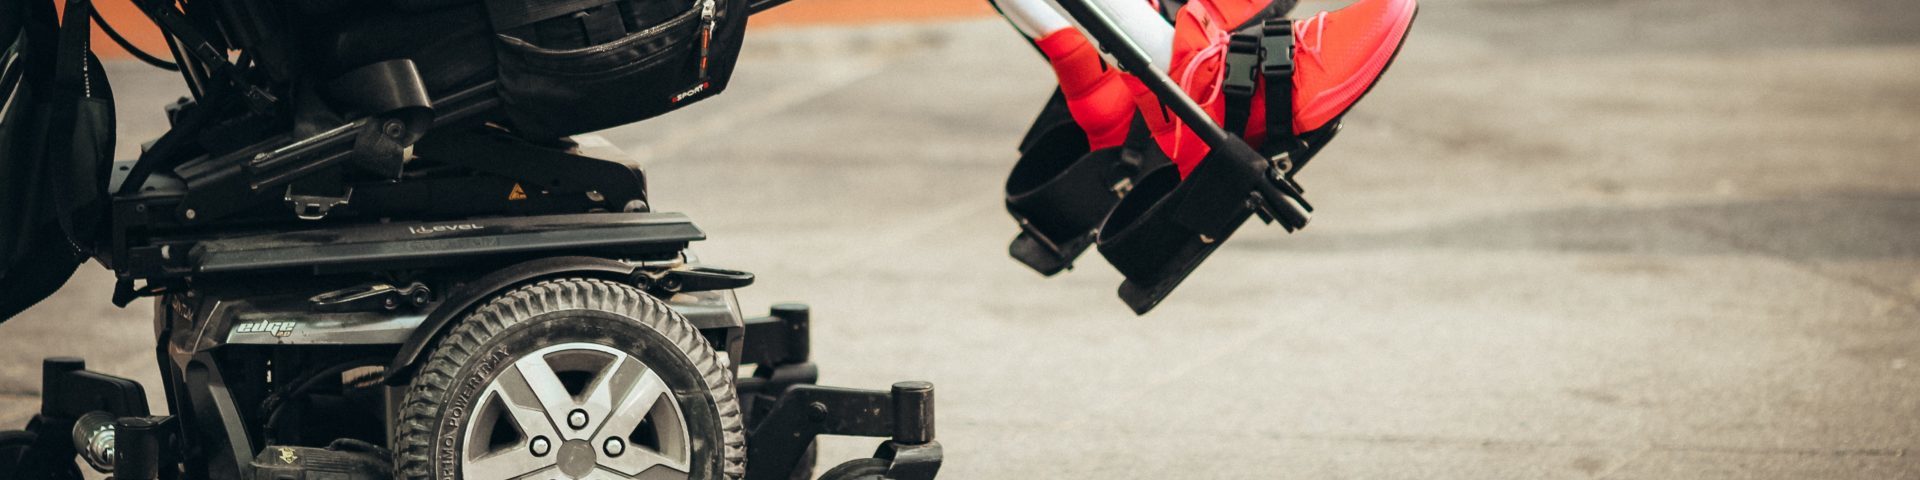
[0,0,941,478]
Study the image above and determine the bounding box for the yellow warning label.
[508,183,528,201]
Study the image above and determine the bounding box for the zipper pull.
[699,0,717,80]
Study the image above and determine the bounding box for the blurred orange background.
[75,0,993,58]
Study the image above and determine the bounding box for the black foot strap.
[1005,114,1166,275]
[1223,14,1299,156]
[1096,146,1311,314]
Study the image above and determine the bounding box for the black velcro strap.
[1094,162,1250,314]
[1259,17,1297,154]
[1095,165,1190,283]
[1005,111,1172,275]
[1007,147,1128,238]
[1005,142,1127,275]
[1222,27,1262,139]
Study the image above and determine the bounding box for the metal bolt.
[530,437,551,457]
[603,438,624,457]
[382,120,405,139]
[807,402,830,421]
[568,410,589,429]
[184,209,197,220]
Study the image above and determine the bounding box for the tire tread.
[393,278,747,479]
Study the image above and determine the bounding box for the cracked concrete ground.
[4,0,1918,478]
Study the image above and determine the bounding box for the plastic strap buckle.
[1223,31,1264,98]
[1221,29,1264,136]
[1258,18,1298,157]
[1259,20,1294,79]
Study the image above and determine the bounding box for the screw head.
[530,436,551,456]
[603,437,624,457]
[568,410,589,429]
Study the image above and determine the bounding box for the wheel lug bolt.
[603,438,625,457]
[568,410,589,429]
[530,436,551,457]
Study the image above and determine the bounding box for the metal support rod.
[1050,0,1311,228]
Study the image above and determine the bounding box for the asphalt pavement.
[3,0,1918,478]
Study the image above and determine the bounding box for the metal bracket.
[284,186,352,220]
[640,266,755,294]
[309,282,432,313]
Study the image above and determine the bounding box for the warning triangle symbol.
[508,183,528,201]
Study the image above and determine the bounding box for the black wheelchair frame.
[9,0,942,478]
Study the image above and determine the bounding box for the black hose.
[87,5,178,71]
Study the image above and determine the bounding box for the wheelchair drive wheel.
[393,278,746,480]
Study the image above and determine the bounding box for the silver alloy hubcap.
[461,343,691,480]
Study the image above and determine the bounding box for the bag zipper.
[500,3,700,57]
[698,0,717,81]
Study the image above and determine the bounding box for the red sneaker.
[1035,28,1139,150]
[1144,0,1417,175]
[1287,0,1418,133]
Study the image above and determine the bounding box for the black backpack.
[0,0,116,322]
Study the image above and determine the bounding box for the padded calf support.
[1006,109,1168,275]
[1095,13,1307,314]
[1096,147,1311,314]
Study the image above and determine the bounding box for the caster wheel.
[394,278,746,479]
[0,430,81,480]
[0,431,35,477]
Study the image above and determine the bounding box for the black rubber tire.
[817,458,890,480]
[0,429,81,480]
[0,431,34,478]
[393,278,746,479]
